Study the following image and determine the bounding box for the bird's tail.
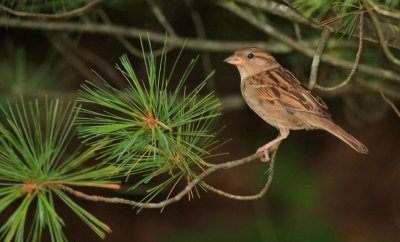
[321,119,368,154]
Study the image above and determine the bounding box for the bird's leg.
[257,127,289,162]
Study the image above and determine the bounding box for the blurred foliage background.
[0,0,400,241]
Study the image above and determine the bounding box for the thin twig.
[97,8,143,57]
[54,34,125,88]
[97,8,170,58]
[315,3,364,91]
[0,17,399,82]
[185,0,215,90]
[0,16,289,53]
[367,0,400,20]
[235,0,400,50]
[47,33,98,82]
[0,0,101,20]
[201,149,278,200]
[355,78,400,99]
[364,0,400,66]
[293,22,303,43]
[219,2,400,83]
[236,0,321,28]
[381,89,400,117]
[146,0,176,36]
[57,152,263,209]
[308,28,332,89]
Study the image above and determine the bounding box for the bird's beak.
[224,54,244,65]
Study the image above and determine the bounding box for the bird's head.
[224,48,279,80]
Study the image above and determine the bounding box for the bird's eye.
[247,53,254,59]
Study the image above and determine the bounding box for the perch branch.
[201,149,278,200]
[314,4,364,91]
[0,0,101,20]
[57,152,265,208]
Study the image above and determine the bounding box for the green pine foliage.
[0,0,90,13]
[294,0,364,36]
[293,0,399,37]
[77,42,222,203]
[0,99,117,242]
[0,42,71,98]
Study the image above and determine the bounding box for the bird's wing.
[247,67,330,117]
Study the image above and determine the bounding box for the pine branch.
[364,0,400,66]
[219,1,400,83]
[314,3,364,91]
[57,152,265,208]
[0,17,293,54]
[0,0,101,20]
[381,89,400,117]
[257,0,400,50]
[0,99,117,241]
[0,16,398,82]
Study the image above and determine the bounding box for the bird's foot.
[256,145,271,162]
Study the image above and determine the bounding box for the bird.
[224,47,368,162]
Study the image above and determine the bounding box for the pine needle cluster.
[77,42,222,203]
[0,99,117,242]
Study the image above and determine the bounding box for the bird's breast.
[241,81,306,129]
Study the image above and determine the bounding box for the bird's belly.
[251,102,305,129]
[242,89,306,130]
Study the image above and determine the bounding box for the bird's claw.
[256,147,270,162]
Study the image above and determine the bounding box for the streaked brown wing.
[250,67,330,117]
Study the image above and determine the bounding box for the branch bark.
[219,2,400,83]
[57,152,265,209]
[0,13,399,83]
[364,0,400,66]
[308,28,332,89]
[0,0,101,20]
[314,4,364,91]
[0,17,289,53]
[238,0,400,50]
[201,149,278,200]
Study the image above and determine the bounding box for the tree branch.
[201,149,278,200]
[364,0,400,66]
[355,78,400,99]
[381,89,400,117]
[219,2,400,84]
[185,0,215,90]
[246,0,400,50]
[53,34,125,87]
[0,17,289,53]
[367,0,400,21]
[0,16,399,82]
[308,28,332,89]
[0,0,101,20]
[47,33,98,82]
[314,4,364,91]
[57,152,265,208]
[146,0,176,36]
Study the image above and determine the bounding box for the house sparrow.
[224,47,368,161]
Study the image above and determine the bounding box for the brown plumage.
[224,47,368,161]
